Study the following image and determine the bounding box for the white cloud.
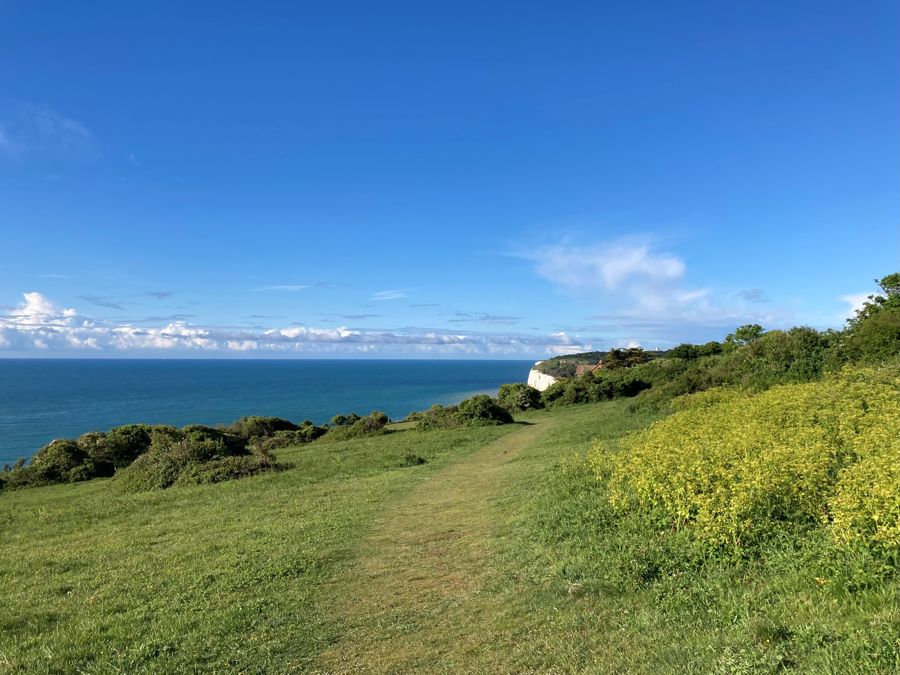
[253,285,312,292]
[0,292,584,357]
[371,290,408,301]
[0,104,97,162]
[839,292,871,319]
[519,237,785,331]
[521,240,685,292]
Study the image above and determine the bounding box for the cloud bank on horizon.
[0,233,873,358]
[0,292,588,357]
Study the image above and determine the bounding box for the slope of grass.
[501,404,900,673]
[311,401,661,673]
[0,425,511,672]
[2,399,898,673]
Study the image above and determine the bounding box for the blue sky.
[0,0,897,358]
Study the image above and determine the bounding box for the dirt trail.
[315,420,549,673]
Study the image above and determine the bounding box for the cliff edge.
[527,362,558,392]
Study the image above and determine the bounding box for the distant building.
[574,361,604,377]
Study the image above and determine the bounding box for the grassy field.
[2,400,898,673]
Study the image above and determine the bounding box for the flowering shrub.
[591,367,900,555]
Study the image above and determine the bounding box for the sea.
[0,359,534,466]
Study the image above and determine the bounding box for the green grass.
[496,403,900,673]
[0,425,511,672]
[2,400,898,673]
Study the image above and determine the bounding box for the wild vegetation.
[593,366,900,555]
[0,272,897,671]
[0,393,517,493]
[407,394,514,430]
[537,273,900,413]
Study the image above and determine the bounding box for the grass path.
[315,419,550,673]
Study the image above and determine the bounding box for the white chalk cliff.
[527,361,557,392]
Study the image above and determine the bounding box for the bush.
[28,440,90,485]
[837,307,900,365]
[228,416,296,440]
[173,451,274,486]
[497,383,543,412]
[330,413,362,427]
[456,395,513,426]
[181,425,246,455]
[668,343,701,359]
[324,411,390,440]
[593,367,900,556]
[256,422,328,451]
[726,326,834,388]
[414,395,513,430]
[541,367,652,408]
[414,404,462,431]
[103,424,170,465]
[113,427,272,492]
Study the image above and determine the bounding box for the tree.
[838,273,900,364]
[497,383,543,411]
[668,343,701,360]
[847,273,900,328]
[456,395,514,425]
[724,324,764,350]
[604,347,652,369]
[697,341,723,357]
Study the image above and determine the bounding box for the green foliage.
[456,394,514,425]
[722,326,835,388]
[228,416,297,440]
[595,367,900,556]
[330,413,362,427]
[697,340,723,356]
[830,441,900,557]
[324,411,390,440]
[621,327,835,412]
[534,351,606,378]
[181,425,246,455]
[2,397,899,672]
[256,422,328,451]
[724,323,765,350]
[113,428,269,492]
[668,341,723,359]
[602,347,652,369]
[414,404,462,430]
[541,366,651,408]
[27,440,90,485]
[667,343,701,359]
[510,401,900,673]
[496,383,543,412]
[846,273,900,327]
[414,395,513,430]
[172,452,274,486]
[839,306,900,364]
[103,424,165,463]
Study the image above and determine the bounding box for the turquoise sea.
[0,359,533,465]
